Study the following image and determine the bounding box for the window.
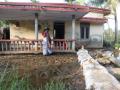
[80,23,90,39]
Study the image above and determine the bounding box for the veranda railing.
[0,39,74,54]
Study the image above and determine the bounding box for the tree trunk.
[114,9,118,44]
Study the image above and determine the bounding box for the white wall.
[89,24,104,48]
[75,21,81,40]
[90,24,104,36]
[10,20,104,48]
[65,21,80,40]
[83,12,103,18]
[65,21,104,48]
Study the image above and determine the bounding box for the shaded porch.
[0,2,89,54]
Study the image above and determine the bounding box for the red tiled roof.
[0,2,110,15]
[0,2,89,12]
[89,7,110,15]
[80,17,107,24]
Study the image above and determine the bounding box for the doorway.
[3,27,10,40]
[54,22,65,39]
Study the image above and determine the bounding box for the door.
[54,22,65,39]
[3,27,10,40]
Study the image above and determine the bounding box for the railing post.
[35,41,38,51]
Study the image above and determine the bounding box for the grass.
[113,74,120,81]
[114,43,120,49]
[0,63,31,90]
[0,63,71,90]
[40,80,70,90]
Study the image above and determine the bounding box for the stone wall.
[77,48,120,90]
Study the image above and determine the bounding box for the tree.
[30,0,39,3]
[86,0,107,7]
[75,0,85,5]
[0,0,9,28]
[106,0,119,43]
[0,20,9,28]
[65,0,85,5]
[65,0,76,4]
[86,0,120,44]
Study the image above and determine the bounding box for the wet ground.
[0,53,85,90]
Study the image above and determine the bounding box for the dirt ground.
[0,53,85,90]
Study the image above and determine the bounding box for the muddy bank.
[0,53,85,90]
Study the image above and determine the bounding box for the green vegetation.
[65,0,76,4]
[65,0,85,4]
[0,65,31,90]
[103,29,120,48]
[40,80,70,90]
[30,0,39,3]
[113,74,120,81]
[86,0,107,7]
[0,64,70,90]
[88,0,120,44]
[0,20,9,27]
[114,43,120,49]
[103,29,114,48]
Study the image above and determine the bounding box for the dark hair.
[44,27,49,31]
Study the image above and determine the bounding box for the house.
[0,2,110,54]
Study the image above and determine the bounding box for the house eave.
[89,6,111,15]
[80,17,107,24]
[0,2,90,20]
[0,2,110,20]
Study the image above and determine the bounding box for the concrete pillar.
[35,13,39,40]
[72,15,75,51]
[34,13,38,51]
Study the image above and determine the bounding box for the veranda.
[0,2,110,54]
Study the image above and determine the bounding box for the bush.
[113,74,120,81]
[114,43,120,49]
[0,72,70,90]
[0,65,31,90]
[0,64,71,90]
[103,40,113,48]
